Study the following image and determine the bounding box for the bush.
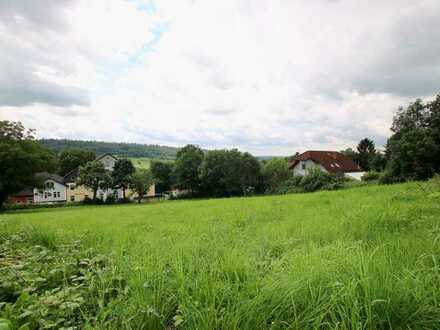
[0,230,127,329]
[273,176,303,194]
[273,169,346,194]
[378,170,406,184]
[82,197,103,205]
[300,168,339,192]
[117,197,131,204]
[105,194,117,204]
[361,171,381,182]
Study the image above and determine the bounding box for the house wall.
[292,160,327,176]
[126,184,156,200]
[100,155,117,170]
[66,183,92,202]
[345,172,365,181]
[33,180,67,204]
[8,195,33,205]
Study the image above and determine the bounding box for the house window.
[70,196,75,202]
[301,163,306,170]
[45,181,54,189]
[70,184,75,190]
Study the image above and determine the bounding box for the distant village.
[8,150,364,206]
[9,153,155,205]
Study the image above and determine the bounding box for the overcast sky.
[0,0,439,155]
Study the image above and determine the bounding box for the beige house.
[64,153,155,202]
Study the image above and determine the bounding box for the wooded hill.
[39,139,179,159]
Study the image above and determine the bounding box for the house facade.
[289,151,364,180]
[7,189,34,205]
[7,153,156,205]
[64,153,155,202]
[64,153,121,202]
[33,174,68,204]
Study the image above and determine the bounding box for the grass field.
[2,182,440,329]
[129,157,173,170]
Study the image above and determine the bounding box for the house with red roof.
[288,150,365,180]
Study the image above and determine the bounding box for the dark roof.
[288,151,362,173]
[12,188,34,197]
[95,153,118,161]
[63,167,79,183]
[36,172,67,186]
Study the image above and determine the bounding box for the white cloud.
[1,0,439,155]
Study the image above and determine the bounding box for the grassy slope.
[129,157,153,169]
[2,182,440,329]
[129,157,173,170]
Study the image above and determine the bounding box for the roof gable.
[63,153,118,182]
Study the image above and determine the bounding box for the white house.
[289,151,365,180]
[33,173,67,204]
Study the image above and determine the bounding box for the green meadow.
[2,182,440,329]
[128,157,173,170]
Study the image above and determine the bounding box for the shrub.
[300,168,339,192]
[378,170,406,184]
[361,171,381,182]
[82,197,103,205]
[105,194,117,204]
[273,176,303,194]
[0,230,127,329]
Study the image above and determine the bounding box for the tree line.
[40,138,178,159]
[1,93,439,208]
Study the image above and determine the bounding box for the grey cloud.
[354,7,440,97]
[0,0,73,31]
[0,0,90,108]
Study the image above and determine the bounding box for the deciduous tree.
[77,161,110,200]
[112,159,135,199]
[129,169,153,203]
[174,144,203,193]
[58,148,95,176]
[0,121,55,209]
[261,158,291,192]
[386,96,440,180]
[150,161,174,193]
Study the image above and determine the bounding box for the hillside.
[3,182,440,328]
[39,139,179,159]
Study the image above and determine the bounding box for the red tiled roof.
[288,151,362,173]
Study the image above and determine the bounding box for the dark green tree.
[356,138,376,171]
[200,150,229,197]
[385,96,440,180]
[150,161,174,193]
[129,169,153,203]
[261,158,291,192]
[0,121,55,209]
[200,149,262,197]
[238,152,261,195]
[58,148,95,176]
[174,144,204,193]
[369,152,387,171]
[112,159,135,199]
[77,161,110,200]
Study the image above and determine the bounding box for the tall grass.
[3,182,440,329]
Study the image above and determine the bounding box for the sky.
[0,0,439,155]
